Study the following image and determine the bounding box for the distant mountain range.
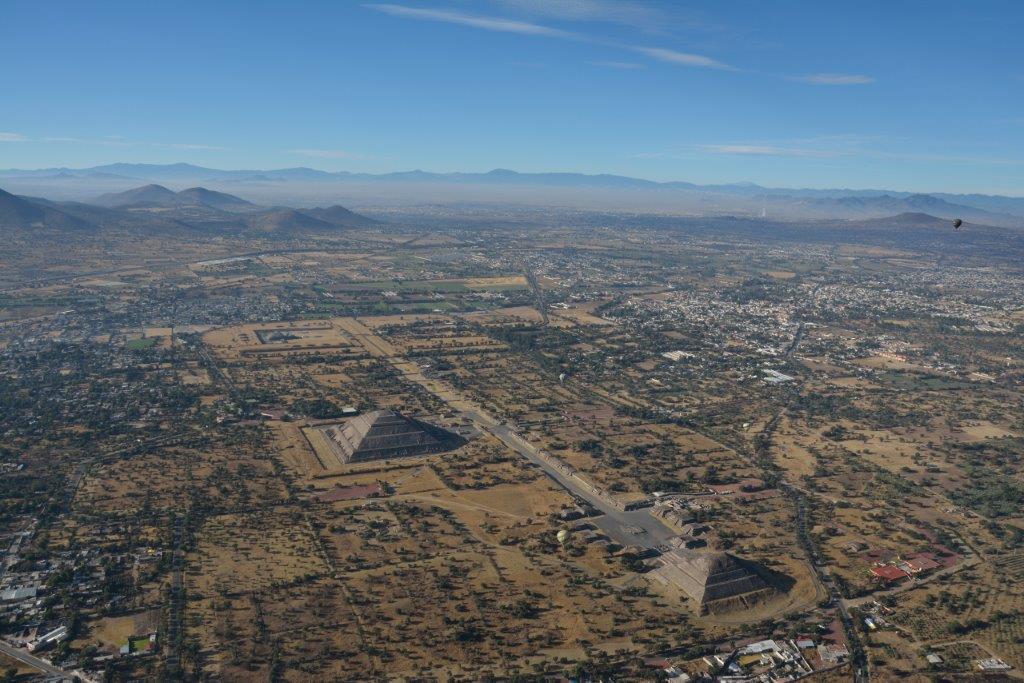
[5,180,1017,261]
[777,192,1014,227]
[1,163,1022,228]
[0,183,379,235]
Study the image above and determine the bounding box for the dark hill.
[94,184,178,208]
[93,184,253,211]
[247,209,338,234]
[0,187,92,231]
[0,187,46,225]
[804,194,1013,226]
[177,187,254,211]
[303,204,380,228]
[844,212,959,230]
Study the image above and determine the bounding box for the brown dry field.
[888,559,1024,671]
[186,509,330,599]
[0,652,42,677]
[462,275,527,287]
[177,365,210,385]
[458,305,546,325]
[549,306,615,326]
[171,311,845,679]
[75,447,288,515]
[203,320,358,360]
[96,303,1018,680]
[357,313,450,329]
[77,610,160,655]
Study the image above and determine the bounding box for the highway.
[522,263,549,325]
[332,316,679,550]
[462,410,676,549]
[0,640,66,677]
[164,515,186,677]
[787,485,869,682]
[773,321,870,683]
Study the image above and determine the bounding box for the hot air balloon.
[953,219,962,230]
[556,529,570,545]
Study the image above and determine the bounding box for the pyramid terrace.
[315,410,464,464]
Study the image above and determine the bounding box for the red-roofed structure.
[870,565,909,582]
[905,555,941,573]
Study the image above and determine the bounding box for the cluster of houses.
[647,634,849,681]
[1,525,58,652]
[869,552,943,584]
[0,518,167,672]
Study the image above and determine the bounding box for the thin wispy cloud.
[41,136,100,144]
[291,149,368,159]
[156,142,225,151]
[589,60,644,70]
[494,0,725,35]
[495,0,663,31]
[630,151,685,160]
[635,47,733,70]
[690,136,1023,166]
[8,133,224,150]
[867,150,1024,166]
[366,4,732,72]
[702,144,840,158]
[366,4,578,38]
[366,5,875,79]
[791,73,875,85]
[634,135,877,161]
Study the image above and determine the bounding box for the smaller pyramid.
[321,410,463,464]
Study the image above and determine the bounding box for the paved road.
[463,411,676,549]
[787,487,869,683]
[0,640,66,677]
[336,317,678,549]
[778,319,868,682]
[522,263,549,325]
[164,516,186,677]
[784,321,806,360]
[771,321,870,683]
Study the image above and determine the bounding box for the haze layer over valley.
[3,163,1024,229]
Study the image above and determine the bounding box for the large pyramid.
[653,550,772,609]
[321,410,463,464]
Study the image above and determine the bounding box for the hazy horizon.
[3,160,1024,200]
[3,1,1023,195]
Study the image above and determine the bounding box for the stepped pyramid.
[653,550,773,609]
[322,410,463,464]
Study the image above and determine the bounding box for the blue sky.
[2,0,1022,193]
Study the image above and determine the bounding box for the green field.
[126,338,158,350]
[130,636,152,652]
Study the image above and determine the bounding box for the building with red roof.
[905,555,941,573]
[870,565,909,583]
